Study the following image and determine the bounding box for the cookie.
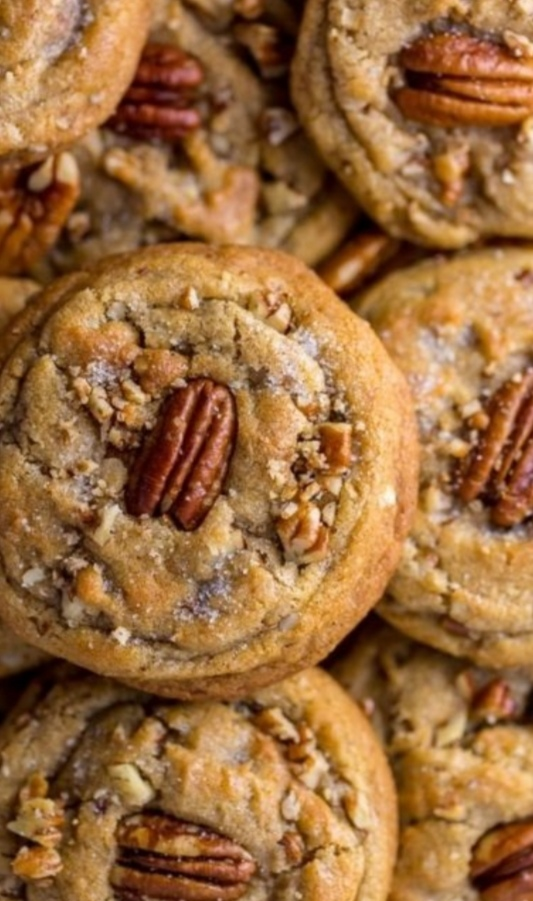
[0,243,418,698]
[0,0,152,164]
[37,0,357,279]
[292,0,533,249]
[0,277,52,676]
[0,665,397,901]
[334,618,533,901]
[355,247,533,669]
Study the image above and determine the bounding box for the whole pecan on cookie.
[394,32,533,128]
[111,813,256,900]
[126,378,237,531]
[107,43,205,142]
[470,820,533,901]
[457,368,533,526]
[0,152,80,276]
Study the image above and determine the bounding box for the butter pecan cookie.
[37,0,356,278]
[355,247,533,669]
[0,0,152,164]
[334,619,533,901]
[0,243,417,698]
[0,665,397,901]
[292,0,533,249]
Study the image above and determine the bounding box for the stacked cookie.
[0,3,423,899]
[2,1,533,900]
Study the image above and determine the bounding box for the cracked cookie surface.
[0,243,417,697]
[0,665,397,901]
[292,0,533,249]
[355,247,533,669]
[35,0,356,280]
[334,619,533,901]
[0,0,152,164]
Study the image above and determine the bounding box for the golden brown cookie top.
[292,0,533,248]
[0,666,397,901]
[39,0,356,280]
[334,619,533,901]
[355,247,533,668]
[0,0,152,163]
[0,243,417,698]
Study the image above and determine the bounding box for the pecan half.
[108,43,205,142]
[111,813,256,900]
[126,378,237,531]
[471,821,533,901]
[457,369,533,526]
[394,32,533,128]
[317,231,401,297]
[0,152,80,276]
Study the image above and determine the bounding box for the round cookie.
[292,0,533,249]
[38,0,357,279]
[0,243,417,698]
[0,0,153,164]
[334,619,533,901]
[0,665,397,901]
[355,246,533,669]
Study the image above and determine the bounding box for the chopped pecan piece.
[471,820,533,901]
[318,422,353,473]
[233,21,293,78]
[12,846,63,881]
[276,501,330,564]
[0,152,80,276]
[457,368,533,526]
[471,678,517,723]
[8,773,64,850]
[394,32,533,128]
[126,378,237,531]
[111,813,256,900]
[108,43,205,142]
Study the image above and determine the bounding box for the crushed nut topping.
[457,368,533,526]
[9,773,65,882]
